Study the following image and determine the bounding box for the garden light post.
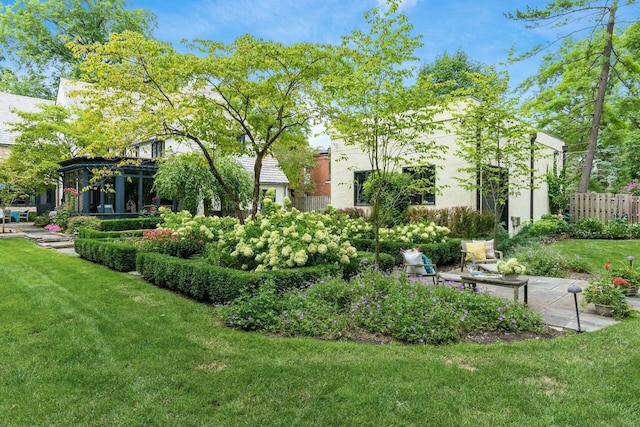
[627,256,635,268]
[568,285,583,333]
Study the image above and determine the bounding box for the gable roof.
[237,155,289,185]
[0,92,54,147]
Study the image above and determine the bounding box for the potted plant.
[496,258,526,280]
[582,279,633,319]
[610,264,640,296]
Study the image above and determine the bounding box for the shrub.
[342,251,396,279]
[520,215,568,237]
[136,228,206,258]
[568,217,604,239]
[27,211,37,222]
[99,217,162,231]
[66,216,102,234]
[136,251,341,304]
[74,238,138,272]
[208,197,358,272]
[33,213,51,227]
[77,228,144,239]
[217,268,544,344]
[509,246,591,278]
[406,206,495,238]
[349,238,461,267]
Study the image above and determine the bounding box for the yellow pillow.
[465,241,487,261]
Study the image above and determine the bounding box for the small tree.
[0,160,28,233]
[153,153,252,216]
[324,1,446,263]
[453,72,541,238]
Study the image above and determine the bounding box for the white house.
[330,106,565,232]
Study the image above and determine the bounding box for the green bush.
[342,251,396,279]
[135,251,342,304]
[568,217,605,239]
[406,206,495,239]
[509,245,591,278]
[520,216,568,237]
[74,238,138,272]
[349,238,461,267]
[77,228,144,239]
[33,213,50,227]
[27,211,37,222]
[99,217,162,231]
[568,218,632,239]
[137,228,206,258]
[66,216,102,234]
[217,268,544,344]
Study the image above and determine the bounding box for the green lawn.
[550,239,640,274]
[2,238,640,426]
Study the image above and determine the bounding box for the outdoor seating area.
[460,239,503,271]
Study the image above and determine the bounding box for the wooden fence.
[291,196,330,212]
[569,193,640,224]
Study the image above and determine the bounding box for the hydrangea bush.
[379,221,450,244]
[208,196,358,271]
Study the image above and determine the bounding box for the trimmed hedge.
[99,217,162,231]
[349,238,462,267]
[78,227,144,239]
[136,251,342,304]
[343,251,396,279]
[74,238,138,272]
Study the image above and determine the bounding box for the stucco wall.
[330,111,564,232]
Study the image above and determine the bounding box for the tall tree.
[418,50,496,97]
[7,103,102,193]
[453,72,540,236]
[0,0,156,98]
[71,31,331,220]
[324,0,445,263]
[507,0,637,193]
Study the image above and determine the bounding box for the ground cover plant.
[218,268,543,345]
[3,238,640,426]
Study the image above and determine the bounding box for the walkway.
[410,271,634,332]
[0,222,633,332]
[0,221,76,255]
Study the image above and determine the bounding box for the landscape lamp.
[567,285,583,333]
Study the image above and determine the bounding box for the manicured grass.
[550,239,640,274]
[2,238,640,426]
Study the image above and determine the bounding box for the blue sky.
[131,0,559,147]
[132,0,555,88]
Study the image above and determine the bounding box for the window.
[403,165,436,205]
[354,170,371,205]
[151,140,165,158]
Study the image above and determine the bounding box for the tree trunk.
[250,152,265,220]
[578,0,617,193]
[186,134,245,223]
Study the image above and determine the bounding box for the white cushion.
[403,251,425,275]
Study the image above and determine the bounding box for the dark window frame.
[403,165,436,206]
[353,170,371,206]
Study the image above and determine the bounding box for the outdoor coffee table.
[460,273,529,305]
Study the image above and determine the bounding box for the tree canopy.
[0,0,156,98]
[507,0,639,193]
[69,31,330,220]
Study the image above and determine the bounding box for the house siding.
[330,109,564,232]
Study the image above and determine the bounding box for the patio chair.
[19,210,29,222]
[460,239,503,272]
[402,248,438,284]
[2,208,12,223]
